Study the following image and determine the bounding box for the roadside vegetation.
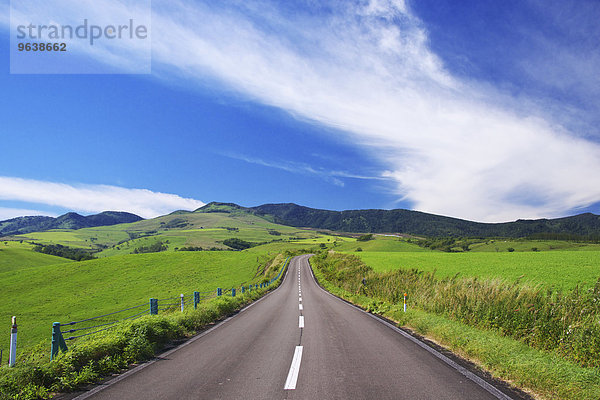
[310,251,600,399]
[355,249,600,291]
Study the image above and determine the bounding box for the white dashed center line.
[284,346,303,390]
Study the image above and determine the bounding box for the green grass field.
[335,235,427,252]
[0,241,71,273]
[0,251,273,358]
[356,250,600,290]
[469,239,600,252]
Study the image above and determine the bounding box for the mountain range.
[2,202,600,238]
[0,211,143,236]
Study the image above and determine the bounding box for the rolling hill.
[5,203,345,257]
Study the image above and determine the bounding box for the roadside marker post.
[404,293,407,312]
[241,286,245,294]
[217,288,222,296]
[50,322,67,360]
[193,291,200,309]
[232,288,236,297]
[150,298,158,315]
[180,294,185,312]
[9,316,17,367]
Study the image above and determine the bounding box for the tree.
[357,234,373,242]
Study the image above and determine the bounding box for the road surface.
[76,254,513,400]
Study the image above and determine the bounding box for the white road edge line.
[306,258,514,400]
[299,315,304,328]
[299,304,303,310]
[284,346,303,390]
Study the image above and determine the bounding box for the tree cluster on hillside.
[177,246,204,251]
[357,234,373,242]
[223,238,253,250]
[32,243,96,261]
[414,237,482,252]
[133,241,168,254]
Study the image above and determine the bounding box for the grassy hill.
[9,204,338,257]
[0,240,72,273]
[0,250,281,358]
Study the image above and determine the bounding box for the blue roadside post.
[217,288,222,296]
[232,288,236,297]
[50,322,68,360]
[150,298,158,315]
[194,291,200,309]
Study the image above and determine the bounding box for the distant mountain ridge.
[0,211,143,236]
[245,203,600,237]
[2,202,599,238]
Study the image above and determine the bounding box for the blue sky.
[1,0,599,223]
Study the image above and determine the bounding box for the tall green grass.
[311,252,600,368]
[356,250,600,290]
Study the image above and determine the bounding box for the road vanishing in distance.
[74,254,515,400]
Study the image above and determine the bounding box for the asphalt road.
[76,254,512,400]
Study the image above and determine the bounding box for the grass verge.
[310,254,600,400]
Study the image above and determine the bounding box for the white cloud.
[3,1,600,221]
[0,207,58,221]
[0,177,205,219]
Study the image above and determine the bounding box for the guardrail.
[49,257,290,360]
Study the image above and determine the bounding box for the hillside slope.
[249,203,600,237]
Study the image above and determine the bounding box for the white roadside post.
[9,316,17,367]
[180,294,185,312]
[403,293,407,313]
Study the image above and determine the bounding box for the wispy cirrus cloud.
[4,0,600,221]
[0,177,205,219]
[223,152,389,187]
